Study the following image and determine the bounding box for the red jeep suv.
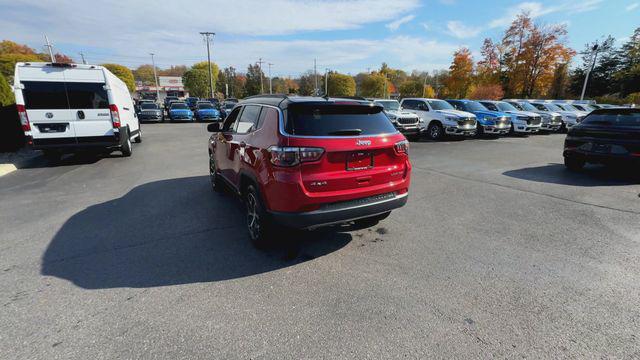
[207,95,411,246]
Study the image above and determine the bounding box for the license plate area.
[36,123,68,133]
[346,151,373,171]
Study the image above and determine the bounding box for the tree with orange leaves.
[444,47,474,99]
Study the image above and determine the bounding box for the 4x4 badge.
[356,139,371,146]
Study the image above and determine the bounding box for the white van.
[13,62,141,160]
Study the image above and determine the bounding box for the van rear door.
[63,69,112,139]
[19,66,75,140]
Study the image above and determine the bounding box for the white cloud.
[626,2,639,11]
[446,21,482,39]
[488,0,603,28]
[385,15,416,31]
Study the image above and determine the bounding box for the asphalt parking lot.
[1,123,639,359]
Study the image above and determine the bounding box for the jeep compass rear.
[207,95,411,247]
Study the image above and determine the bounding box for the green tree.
[245,64,265,96]
[326,72,356,97]
[616,27,640,96]
[133,64,157,85]
[549,63,569,99]
[0,53,42,79]
[0,72,14,106]
[297,71,316,96]
[359,73,386,98]
[398,80,423,98]
[102,63,136,92]
[183,61,219,97]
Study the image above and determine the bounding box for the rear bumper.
[564,148,640,165]
[269,192,408,229]
[31,135,120,149]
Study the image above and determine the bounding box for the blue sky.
[1,0,638,76]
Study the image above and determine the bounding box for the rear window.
[580,110,640,127]
[285,104,397,136]
[22,81,69,109]
[65,83,109,109]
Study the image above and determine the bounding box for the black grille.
[398,117,418,125]
[528,116,542,125]
[458,119,475,127]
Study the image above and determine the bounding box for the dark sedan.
[563,108,640,170]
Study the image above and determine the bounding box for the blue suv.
[194,101,221,122]
[168,102,194,122]
[446,99,511,136]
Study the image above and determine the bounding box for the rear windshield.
[285,104,397,136]
[21,81,108,109]
[171,103,189,110]
[580,110,640,127]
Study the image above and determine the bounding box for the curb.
[0,164,18,176]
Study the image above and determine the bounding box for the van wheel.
[121,128,133,157]
[134,126,142,143]
[244,185,271,249]
[426,122,444,141]
[354,211,391,227]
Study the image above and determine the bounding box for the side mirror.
[207,123,220,132]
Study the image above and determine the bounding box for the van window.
[286,104,397,136]
[21,81,68,109]
[235,105,261,134]
[66,83,109,109]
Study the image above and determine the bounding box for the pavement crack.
[413,166,640,216]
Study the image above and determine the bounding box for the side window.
[222,107,241,132]
[417,101,429,111]
[256,107,278,130]
[235,105,261,134]
[401,100,412,110]
[449,101,462,110]
[482,102,498,111]
[533,104,545,111]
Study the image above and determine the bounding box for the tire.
[564,157,585,171]
[244,185,272,249]
[426,122,444,141]
[121,128,133,157]
[354,211,391,227]
[209,152,223,192]
[134,123,142,143]
[476,124,484,138]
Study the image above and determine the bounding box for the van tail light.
[394,140,409,155]
[268,146,324,167]
[16,104,30,131]
[109,104,121,128]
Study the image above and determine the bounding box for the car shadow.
[40,176,351,289]
[503,163,640,186]
[20,151,121,169]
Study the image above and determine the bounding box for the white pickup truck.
[399,98,477,140]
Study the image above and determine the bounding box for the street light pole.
[325,68,330,96]
[150,53,160,101]
[44,35,55,63]
[268,63,273,94]
[257,58,265,94]
[199,32,216,99]
[580,43,599,101]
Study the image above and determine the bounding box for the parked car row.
[135,96,233,123]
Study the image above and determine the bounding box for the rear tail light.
[109,104,121,128]
[394,140,409,155]
[16,104,30,131]
[268,146,324,167]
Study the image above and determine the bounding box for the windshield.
[462,101,488,112]
[581,110,640,127]
[496,102,518,112]
[516,102,537,111]
[374,100,400,111]
[286,104,397,136]
[224,104,235,110]
[141,103,158,110]
[198,104,214,109]
[171,103,189,110]
[545,104,562,111]
[560,104,579,111]
[427,100,454,110]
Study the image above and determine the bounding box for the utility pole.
[199,32,216,99]
[268,63,273,94]
[325,68,330,96]
[225,83,229,98]
[314,59,318,96]
[44,35,55,63]
[150,53,160,101]
[79,52,87,64]
[580,43,600,101]
[257,58,265,94]
[422,73,428,97]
